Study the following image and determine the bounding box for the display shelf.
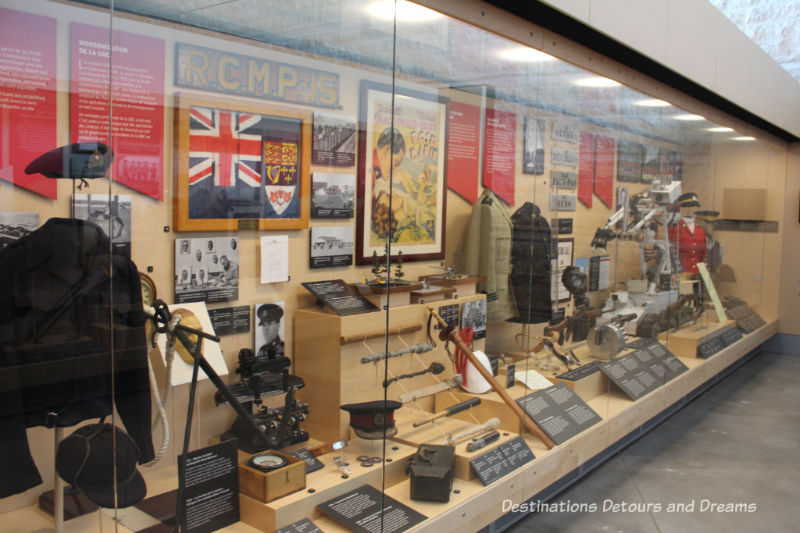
[659,319,738,358]
[0,322,775,533]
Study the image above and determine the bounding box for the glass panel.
[0,1,782,531]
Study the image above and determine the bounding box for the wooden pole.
[428,306,556,449]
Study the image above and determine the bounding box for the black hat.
[675,192,700,208]
[340,400,402,440]
[25,142,112,180]
[56,423,146,508]
[257,303,284,324]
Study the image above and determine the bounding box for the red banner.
[483,108,516,205]
[578,131,594,208]
[446,101,480,203]
[594,135,615,207]
[0,8,58,198]
[70,23,165,200]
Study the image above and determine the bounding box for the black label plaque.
[288,448,324,474]
[208,305,250,336]
[437,303,460,328]
[698,336,726,359]
[301,280,379,316]
[600,342,687,400]
[469,436,535,486]
[556,360,603,381]
[274,517,323,533]
[178,440,239,533]
[720,327,743,346]
[506,364,516,388]
[317,485,426,533]
[516,383,602,445]
[551,218,573,235]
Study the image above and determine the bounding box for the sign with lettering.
[176,42,339,108]
[550,193,577,211]
[551,146,578,168]
[551,120,579,143]
[551,170,578,189]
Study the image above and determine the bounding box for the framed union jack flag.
[174,94,310,231]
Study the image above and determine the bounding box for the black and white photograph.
[523,117,545,175]
[310,225,354,269]
[311,172,355,218]
[254,301,285,359]
[312,111,356,167]
[174,237,239,304]
[0,212,38,250]
[461,299,487,340]
[73,194,132,256]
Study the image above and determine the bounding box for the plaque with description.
[301,279,380,316]
[178,440,239,533]
[288,448,325,474]
[600,342,687,400]
[317,484,426,533]
[516,383,602,445]
[635,341,688,382]
[698,336,727,359]
[208,305,250,336]
[274,517,323,533]
[556,360,604,381]
[469,436,535,486]
[551,218,573,235]
[720,327,743,346]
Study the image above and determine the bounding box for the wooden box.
[239,450,306,503]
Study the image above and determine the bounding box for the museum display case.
[0,1,788,532]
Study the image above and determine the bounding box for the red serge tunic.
[668,218,706,274]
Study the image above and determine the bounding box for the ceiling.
[709,0,800,83]
[77,0,755,145]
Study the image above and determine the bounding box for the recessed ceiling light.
[732,136,756,141]
[673,114,705,121]
[634,99,671,107]
[366,0,442,22]
[574,76,621,88]
[706,127,734,132]
[499,47,556,62]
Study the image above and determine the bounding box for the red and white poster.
[483,108,515,205]
[0,8,58,199]
[594,134,615,207]
[578,131,594,208]
[446,101,481,203]
[70,23,165,200]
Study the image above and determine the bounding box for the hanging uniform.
[0,218,154,498]
[461,190,516,322]
[668,218,706,274]
[508,202,552,324]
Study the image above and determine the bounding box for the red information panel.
[578,131,594,208]
[594,134,615,207]
[70,23,165,200]
[483,108,516,205]
[0,8,58,199]
[446,101,481,203]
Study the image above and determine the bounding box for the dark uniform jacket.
[508,202,552,324]
[0,218,154,499]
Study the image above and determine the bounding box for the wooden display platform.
[0,322,776,533]
[659,319,737,358]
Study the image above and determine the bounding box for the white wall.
[539,0,800,138]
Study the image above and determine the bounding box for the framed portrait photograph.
[552,237,574,304]
[356,80,448,264]
[173,93,311,231]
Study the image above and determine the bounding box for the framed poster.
[310,225,354,268]
[356,80,448,264]
[173,94,310,231]
[552,238,574,303]
[523,117,545,175]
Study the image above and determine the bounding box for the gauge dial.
[248,453,288,472]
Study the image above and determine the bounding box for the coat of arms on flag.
[183,104,303,222]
